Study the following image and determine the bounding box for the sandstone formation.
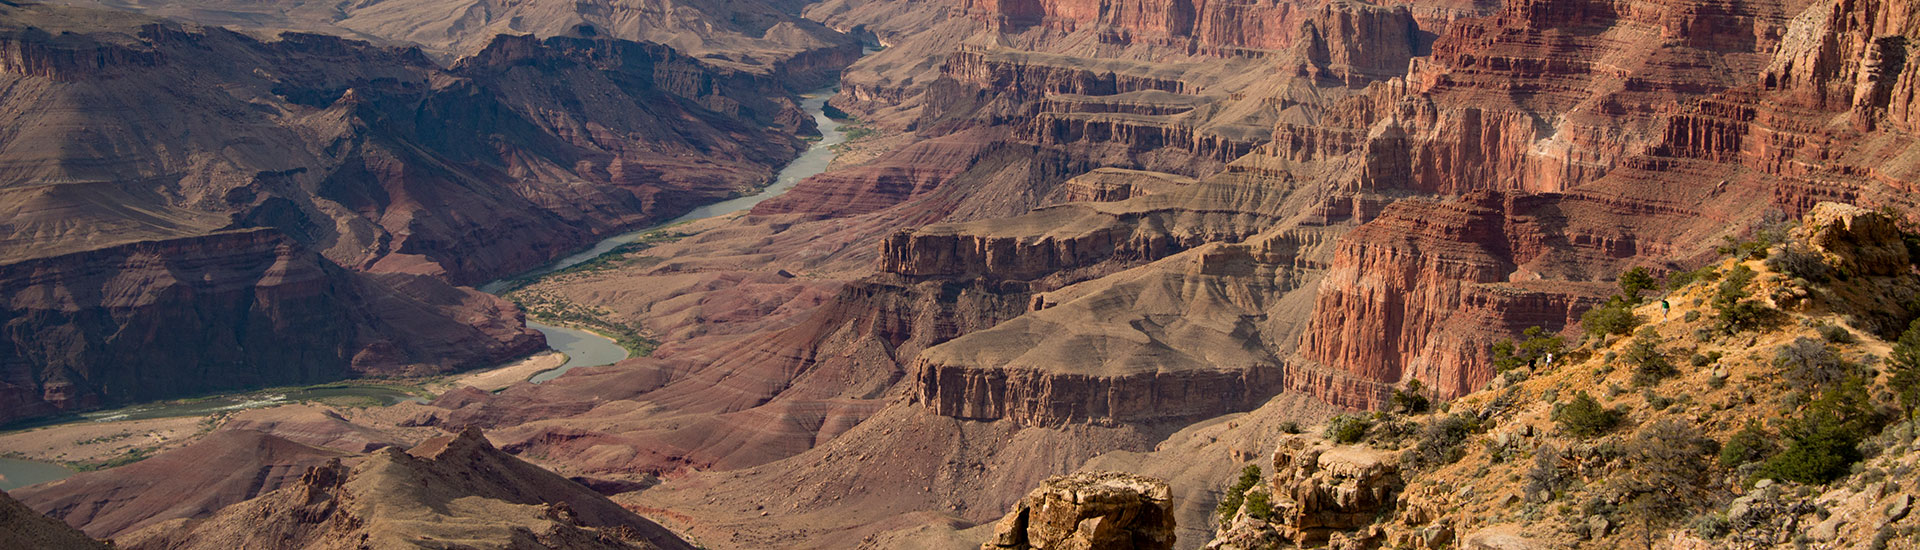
[981,471,1176,550]
[116,427,694,550]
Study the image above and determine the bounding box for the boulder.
[1267,435,1403,545]
[982,471,1176,550]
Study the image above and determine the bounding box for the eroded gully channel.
[0,88,849,489]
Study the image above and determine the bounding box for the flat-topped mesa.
[1027,113,1266,167]
[0,30,161,80]
[981,471,1176,550]
[937,47,1197,106]
[1042,168,1198,204]
[877,218,1181,281]
[455,34,802,129]
[956,0,1418,60]
[912,354,1284,427]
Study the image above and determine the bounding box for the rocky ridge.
[116,426,695,550]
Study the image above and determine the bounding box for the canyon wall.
[0,230,542,423]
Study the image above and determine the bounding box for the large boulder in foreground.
[1796,202,1913,277]
[1268,434,1403,545]
[982,471,1176,550]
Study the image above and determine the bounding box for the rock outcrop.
[1265,435,1403,545]
[981,471,1176,550]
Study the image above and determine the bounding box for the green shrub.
[1526,444,1566,500]
[1553,391,1624,439]
[1215,464,1263,524]
[1626,327,1677,386]
[1582,298,1642,338]
[1691,513,1732,539]
[1242,490,1274,520]
[1643,389,1676,411]
[1326,414,1372,444]
[1621,418,1718,530]
[1713,265,1775,333]
[1391,379,1432,414]
[1716,222,1789,260]
[1667,265,1721,291]
[1817,323,1857,344]
[1719,421,1777,468]
[1890,319,1920,440]
[1278,421,1302,434]
[1756,378,1881,484]
[1620,266,1657,302]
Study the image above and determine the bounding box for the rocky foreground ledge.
[982,471,1177,550]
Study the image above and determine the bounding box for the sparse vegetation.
[1775,337,1860,393]
[1526,443,1567,501]
[1492,326,1566,373]
[1404,413,1482,470]
[1666,264,1719,291]
[1582,297,1642,338]
[1817,322,1857,344]
[1891,319,1920,439]
[1620,418,1717,548]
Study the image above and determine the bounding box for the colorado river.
[489,88,851,382]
